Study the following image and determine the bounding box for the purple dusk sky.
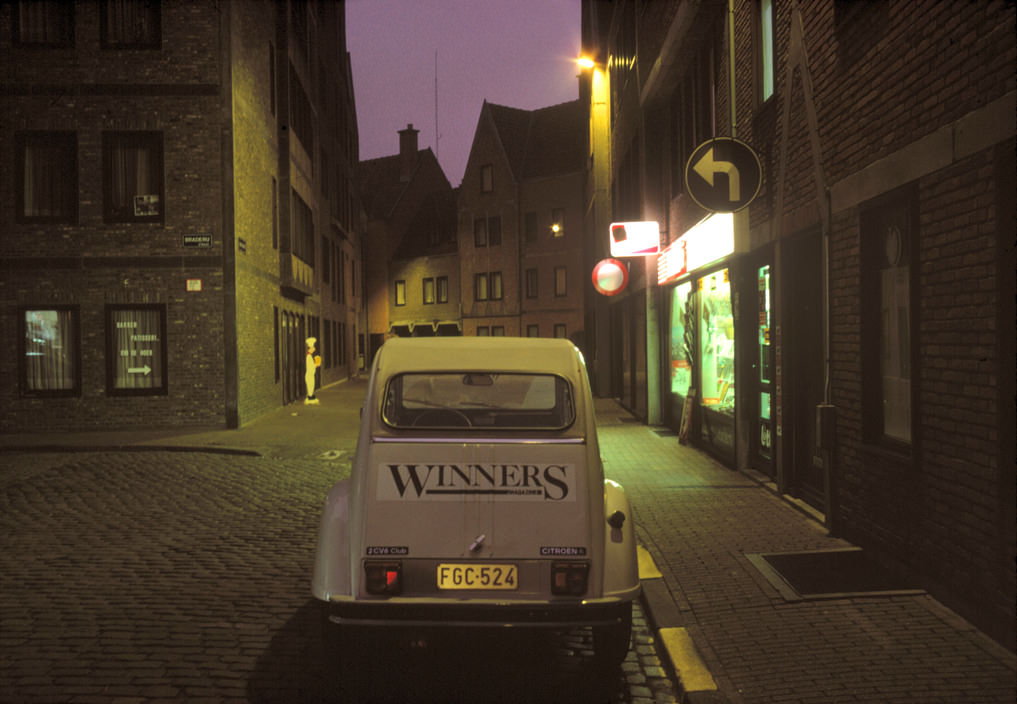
[345,0,583,187]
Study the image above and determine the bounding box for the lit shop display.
[659,213,736,462]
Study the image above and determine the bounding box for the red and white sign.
[592,258,629,296]
[609,221,660,257]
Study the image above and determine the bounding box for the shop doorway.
[785,233,825,508]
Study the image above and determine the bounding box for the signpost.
[685,138,762,213]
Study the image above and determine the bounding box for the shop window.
[669,282,693,397]
[100,0,161,48]
[14,1,74,46]
[106,305,167,395]
[395,280,406,306]
[861,188,914,446]
[16,131,78,224]
[102,131,164,223]
[700,270,734,412]
[19,306,81,397]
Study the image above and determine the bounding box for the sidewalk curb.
[640,562,731,704]
[0,444,260,456]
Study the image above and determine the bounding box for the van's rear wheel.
[593,602,632,670]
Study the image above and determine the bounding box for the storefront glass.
[669,282,693,397]
[757,265,773,461]
[699,269,735,456]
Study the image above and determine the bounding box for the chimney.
[398,124,419,182]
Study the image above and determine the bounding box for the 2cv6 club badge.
[311,337,640,691]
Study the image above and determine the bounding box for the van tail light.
[551,561,589,596]
[365,560,402,595]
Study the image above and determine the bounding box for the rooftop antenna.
[434,50,440,160]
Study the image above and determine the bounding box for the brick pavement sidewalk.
[593,397,1016,704]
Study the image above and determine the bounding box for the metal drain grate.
[747,548,924,600]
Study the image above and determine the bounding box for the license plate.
[437,563,518,590]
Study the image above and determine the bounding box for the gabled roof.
[392,187,459,259]
[357,147,450,220]
[484,99,585,182]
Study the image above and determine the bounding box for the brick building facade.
[582,0,1015,648]
[459,100,587,342]
[2,1,364,432]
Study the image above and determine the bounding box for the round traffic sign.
[592,258,628,296]
[685,137,762,213]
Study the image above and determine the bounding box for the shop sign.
[657,213,734,286]
[608,221,659,257]
[592,258,629,296]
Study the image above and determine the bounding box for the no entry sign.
[592,258,628,296]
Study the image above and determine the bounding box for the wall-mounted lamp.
[576,56,596,71]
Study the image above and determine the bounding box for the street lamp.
[576,55,596,71]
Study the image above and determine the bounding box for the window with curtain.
[475,273,489,301]
[395,280,406,306]
[436,276,449,304]
[100,0,160,48]
[555,266,567,297]
[423,277,435,305]
[17,132,78,223]
[20,307,80,396]
[103,131,164,223]
[106,305,167,395]
[15,0,73,46]
[474,218,488,247]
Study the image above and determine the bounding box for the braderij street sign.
[685,137,762,213]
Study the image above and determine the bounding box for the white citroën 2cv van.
[312,337,640,685]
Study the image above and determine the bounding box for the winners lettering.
[383,463,573,502]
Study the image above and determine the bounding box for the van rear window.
[382,373,576,430]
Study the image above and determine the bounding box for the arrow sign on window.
[685,137,762,213]
[127,365,152,375]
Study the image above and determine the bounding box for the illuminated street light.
[576,55,595,71]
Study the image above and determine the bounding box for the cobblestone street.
[0,449,677,703]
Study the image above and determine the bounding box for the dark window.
[106,305,168,395]
[474,217,488,247]
[289,63,314,154]
[19,306,80,397]
[271,177,278,249]
[525,268,538,298]
[526,324,539,337]
[103,131,164,223]
[488,216,502,246]
[292,190,315,266]
[525,211,538,242]
[16,131,77,223]
[861,187,916,446]
[14,1,74,46]
[477,326,490,336]
[491,326,505,337]
[554,324,567,338]
[100,0,160,48]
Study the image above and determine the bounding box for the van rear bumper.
[323,598,632,629]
